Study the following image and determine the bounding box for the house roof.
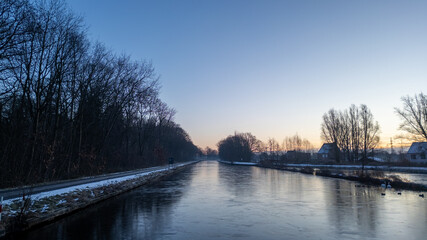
[318,143,337,154]
[407,142,427,154]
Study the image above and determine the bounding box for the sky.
[68,0,427,149]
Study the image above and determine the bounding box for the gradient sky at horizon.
[69,0,427,149]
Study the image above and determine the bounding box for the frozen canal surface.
[386,172,427,186]
[18,161,427,240]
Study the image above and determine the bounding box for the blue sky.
[69,0,427,149]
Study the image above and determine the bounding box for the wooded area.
[217,133,260,162]
[0,0,198,187]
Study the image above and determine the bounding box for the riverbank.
[0,161,198,238]
[217,159,257,166]
[283,163,427,174]
[217,160,427,192]
[281,166,427,191]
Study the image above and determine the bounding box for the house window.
[411,154,416,159]
[421,152,426,159]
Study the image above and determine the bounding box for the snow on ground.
[56,199,66,205]
[41,205,49,213]
[217,160,257,166]
[2,162,192,206]
[218,160,427,174]
[284,163,427,172]
[231,162,257,166]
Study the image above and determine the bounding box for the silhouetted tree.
[321,104,380,164]
[217,132,256,162]
[0,0,198,187]
[283,134,309,152]
[359,104,380,170]
[242,132,263,152]
[321,109,344,162]
[395,92,427,141]
[267,138,280,161]
[204,147,218,159]
[349,104,361,162]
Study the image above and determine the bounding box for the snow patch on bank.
[217,159,427,173]
[284,164,427,172]
[217,160,257,166]
[2,162,191,206]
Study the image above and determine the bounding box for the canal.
[16,161,427,240]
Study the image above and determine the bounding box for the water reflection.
[15,167,193,240]
[217,163,257,197]
[15,161,427,240]
[324,180,379,238]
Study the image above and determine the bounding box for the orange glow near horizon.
[195,131,414,151]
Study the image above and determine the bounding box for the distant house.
[407,142,427,163]
[318,142,340,162]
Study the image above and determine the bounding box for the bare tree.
[360,104,380,170]
[241,132,263,152]
[395,93,427,141]
[0,0,199,187]
[217,132,254,162]
[283,134,303,152]
[321,104,379,164]
[321,109,345,162]
[321,109,341,144]
[337,110,351,161]
[302,139,313,153]
[0,0,27,66]
[267,138,280,152]
[349,104,360,162]
[204,147,217,159]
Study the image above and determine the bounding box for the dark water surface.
[18,161,427,240]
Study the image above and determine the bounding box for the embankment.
[217,160,427,192]
[0,161,198,238]
[280,166,427,191]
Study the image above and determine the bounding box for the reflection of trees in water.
[250,167,292,197]
[324,179,379,238]
[21,163,422,240]
[19,169,194,240]
[127,174,192,240]
[218,162,314,203]
[217,163,257,197]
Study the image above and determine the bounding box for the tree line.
[0,0,198,187]
[217,132,260,162]
[217,132,314,163]
[321,92,427,164]
[217,92,426,164]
